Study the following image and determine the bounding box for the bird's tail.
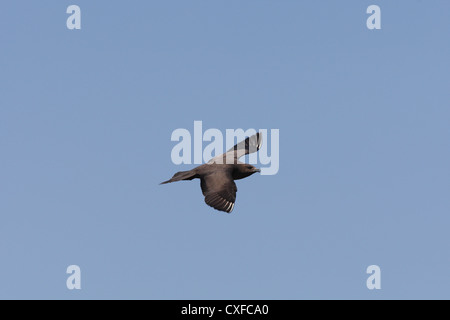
[160,170,198,185]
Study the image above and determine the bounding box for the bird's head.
[245,164,261,174]
[233,164,261,180]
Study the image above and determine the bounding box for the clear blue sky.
[1,1,449,299]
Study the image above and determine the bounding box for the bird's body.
[161,133,262,213]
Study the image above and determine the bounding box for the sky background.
[1,1,449,299]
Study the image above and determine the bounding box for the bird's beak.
[255,168,261,173]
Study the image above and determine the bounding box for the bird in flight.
[161,133,262,213]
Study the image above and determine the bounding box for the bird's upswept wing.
[200,170,237,213]
[208,132,262,165]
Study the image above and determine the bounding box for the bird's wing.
[200,171,237,213]
[208,132,262,164]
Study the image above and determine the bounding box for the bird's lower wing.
[200,172,237,213]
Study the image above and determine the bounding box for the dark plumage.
[161,133,262,213]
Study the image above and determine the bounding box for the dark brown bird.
[161,133,262,213]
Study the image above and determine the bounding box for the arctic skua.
[161,133,262,213]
